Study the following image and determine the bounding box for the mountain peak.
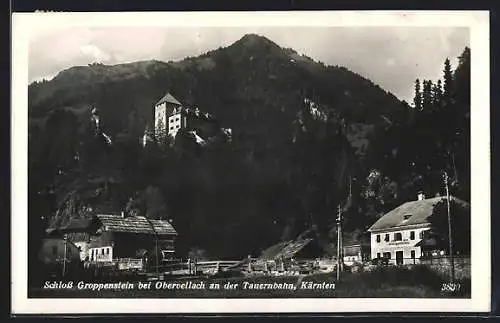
[234,33,280,49]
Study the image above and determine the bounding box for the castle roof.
[155,92,182,106]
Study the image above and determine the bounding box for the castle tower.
[154,92,182,139]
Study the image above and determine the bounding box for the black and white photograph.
[11,11,490,314]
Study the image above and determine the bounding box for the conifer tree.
[155,117,167,145]
[413,79,422,110]
[454,47,471,112]
[443,58,453,106]
[432,79,443,108]
[422,79,433,110]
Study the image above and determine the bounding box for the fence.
[370,256,471,280]
[419,256,471,280]
[148,260,241,276]
[245,258,332,275]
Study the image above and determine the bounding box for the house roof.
[343,244,369,256]
[46,215,94,235]
[96,214,177,236]
[155,92,182,106]
[260,238,314,260]
[415,237,439,248]
[368,196,469,232]
[59,218,93,231]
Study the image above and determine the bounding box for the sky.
[29,26,469,102]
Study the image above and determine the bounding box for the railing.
[117,258,143,270]
[372,255,470,266]
[147,260,241,276]
[245,258,327,274]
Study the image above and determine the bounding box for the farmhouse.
[87,213,177,265]
[48,212,178,266]
[47,218,94,261]
[38,237,81,265]
[367,193,469,265]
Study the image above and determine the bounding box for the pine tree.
[413,79,422,110]
[432,79,443,108]
[155,117,167,145]
[443,58,453,106]
[422,79,433,110]
[454,47,471,112]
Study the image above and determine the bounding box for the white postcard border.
[11,10,491,314]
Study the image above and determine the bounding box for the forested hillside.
[28,34,470,260]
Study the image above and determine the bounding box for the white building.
[154,92,183,139]
[153,92,217,141]
[367,193,468,265]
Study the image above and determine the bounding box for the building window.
[384,234,389,242]
[101,248,104,255]
[383,252,391,259]
[106,248,109,255]
[376,235,380,243]
[377,252,381,258]
[394,232,402,241]
[52,246,58,255]
[410,231,415,240]
[411,250,415,259]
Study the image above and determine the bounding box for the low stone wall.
[420,256,470,280]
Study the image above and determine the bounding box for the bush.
[340,265,443,291]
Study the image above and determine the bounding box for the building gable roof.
[96,214,177,236]
[155,92,182,106]
[59,218,93,231]
[368,196,469,232]
[260,238,315,260]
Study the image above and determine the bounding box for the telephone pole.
[444,171,455,282]
[62,233,67,277]
[336,204,343,281]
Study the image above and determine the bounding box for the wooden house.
[48,212,178,268]
[87,213,178,266]
[47,218,94,261]
[38,237,81,265]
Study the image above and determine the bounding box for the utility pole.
[444,171,455,282]
[62,233,67,277]
[146,217,161,280]
[155,238,160,280]
[336,204,343,281]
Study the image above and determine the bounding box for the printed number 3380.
[441,283,461,292]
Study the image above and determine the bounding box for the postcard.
[11,10,491,314]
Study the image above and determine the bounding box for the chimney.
[417,192,426,201]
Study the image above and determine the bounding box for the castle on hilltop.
[143,92,231,147]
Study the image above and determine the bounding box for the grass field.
[29,265,471,298]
